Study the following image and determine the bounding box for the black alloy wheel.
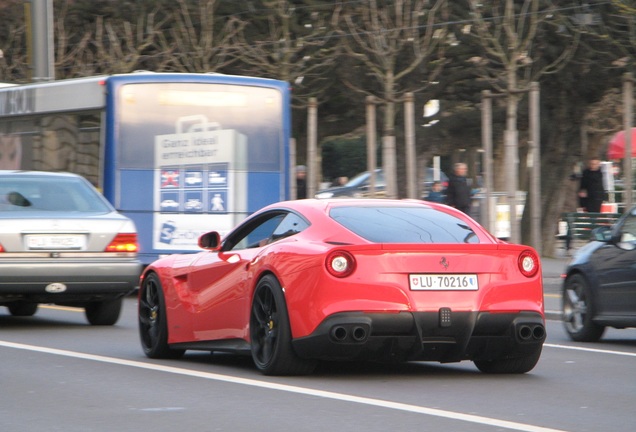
[138,273,184,359]
[562,273,605,342]
[249,274,316,375]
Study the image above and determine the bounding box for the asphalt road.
[1,294,634,432]
[541,256,568,319]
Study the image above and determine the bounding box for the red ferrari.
[138,199,545,375]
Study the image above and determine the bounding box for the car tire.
[562,273,605,342]
[138,273,185,359]
[474,346,542,374]
[85,298,123,326]
[8,301,38,317]
[249,274,316,376]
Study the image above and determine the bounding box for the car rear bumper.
[291,310,545,363]
[0,260,142,301]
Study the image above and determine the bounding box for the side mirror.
[198,231,221,250]
[591,226,612,242]
[617,241,636,251]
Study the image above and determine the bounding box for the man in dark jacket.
[578,157,605,213]
[296,165,307,199]
[445,162,472,214]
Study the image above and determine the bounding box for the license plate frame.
[409,273,479,291]
[26,235,86,250]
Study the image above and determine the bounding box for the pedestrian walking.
[296,165,307,199]
[578,157,606,213]
[445,162,472,214]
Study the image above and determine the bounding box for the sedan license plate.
[26,235,86,250]
[409,274,478,291]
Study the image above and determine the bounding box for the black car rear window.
[330,206,480,244]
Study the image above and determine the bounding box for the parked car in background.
[315,169,386,199]
[562,206,636,341]
[138,198,544,375]
[423,167,449,191]
[315,168,448,200]
[0,171,141,325]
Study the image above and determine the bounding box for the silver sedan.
[0,171,141,325]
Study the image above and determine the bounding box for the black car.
[562,207,636,341]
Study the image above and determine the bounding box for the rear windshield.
[0,176,112,214]
[330,206,480,244]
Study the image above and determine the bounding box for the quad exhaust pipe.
[329,321,544,344]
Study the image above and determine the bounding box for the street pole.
[482,87,538,245]
[25,0,55,82]
[290,138,297,199]
[307,97,318,198]
[383,135,397,198]
[366,96,377,197]
[481,90,494,234]
[404,93,417,199]
[530,82,541,255]
[623,73,634,211]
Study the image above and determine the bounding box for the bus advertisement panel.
[0,73,291,264]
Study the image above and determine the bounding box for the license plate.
[409,274,479,291]
[26,235,86,250]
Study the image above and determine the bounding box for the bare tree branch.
[336,0,449,132]
[230,0,341,107]
[163,0,244,73]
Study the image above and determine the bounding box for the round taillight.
[325,250,356,278]
[518,250,539,278]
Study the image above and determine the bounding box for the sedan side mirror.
[591,226,612,242]
[198,231,221,250]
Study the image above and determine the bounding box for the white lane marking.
[0,340,567,432]
[544,343,636,357]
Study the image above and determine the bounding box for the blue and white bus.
[0,72,291,264]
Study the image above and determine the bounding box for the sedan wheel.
[85,298,122,326]
[138,273,184,359]
[8,301,38,317]
[250,275,316,375]
[562,273,605,342]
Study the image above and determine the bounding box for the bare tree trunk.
[383,71,398,198]
[540,91,584,256]
[505,66,520,243]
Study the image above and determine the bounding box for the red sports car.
[138,199,545,375]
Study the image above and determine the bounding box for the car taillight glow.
[518,250,539,278]
[0,243,4,252]
[105,233,139,253]
[325,250,356,278]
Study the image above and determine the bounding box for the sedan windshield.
[330,206,479,244]
[0,176,112,214]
